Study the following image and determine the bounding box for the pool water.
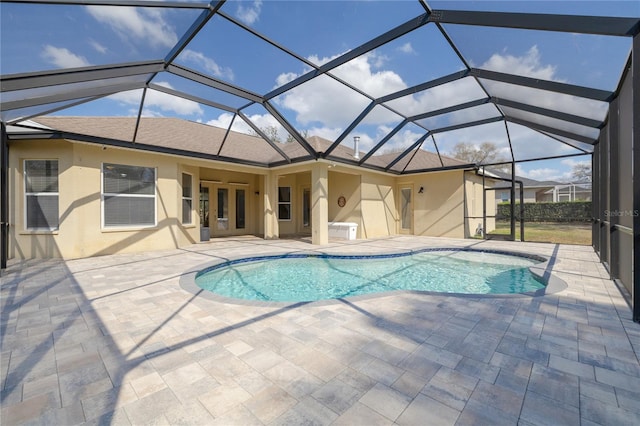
[195,249,546,302]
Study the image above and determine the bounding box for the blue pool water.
[195,249,546,302]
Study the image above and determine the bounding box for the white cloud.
[89,40,108,55]
[275,53,406,128]
[86,6,177,49]
[206,112,292,141]
[398,42,416,55]
[386,77,486,118]
[478,46,607,121]
[180,50,234,81]
[516,165,571,182]
[41,45,91,68]
[236,0,262,25]
[108,83,203,117]
[481,46,558,80]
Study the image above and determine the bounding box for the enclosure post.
[632,34,640,323]
[1,123,8,269]
[519,181,524,242]
[510,162,516,241]
[482,166,486,239]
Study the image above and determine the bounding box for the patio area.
[1,236,639,425]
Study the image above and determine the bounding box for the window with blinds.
[182,173,192,225]
[102,163,156,227]
[278,186,291,221]
[24,160,59,230]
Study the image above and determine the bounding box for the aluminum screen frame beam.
[471,68,614,102]
[633,34,640,323]
[1,81,147,111]
[384,133,430,172]
[4,0,210,8]
[409,98,491,122]
[376,70,470,104]
[1,60,164,92]
[429,9,640,37]
[167,64,263,103]
[264,12,431,101]
[323,101,377,158]
[148,83,238,113]
[506,117,598,145]
[358,119,408,165]
[262,101,318,159]
[236,111,290,163]
[493,97,604,128]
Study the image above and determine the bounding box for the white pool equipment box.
[328,222,358,240]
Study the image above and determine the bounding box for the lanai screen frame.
[1,0,639,322]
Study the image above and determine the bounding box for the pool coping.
[179,246,568,308]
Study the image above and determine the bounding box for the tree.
[251,126,309,144]
[450,142,509,170]
[571,162,592,182]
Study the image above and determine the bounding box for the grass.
[488,221,592,245]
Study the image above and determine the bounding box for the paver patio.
[1,236,639,425]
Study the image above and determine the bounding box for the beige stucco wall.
[360,173,396,238]
[328,170,361,235]
[9,140,202,259]
[397,170,466,238]
[8,139,268,259]
[8,139,485,260]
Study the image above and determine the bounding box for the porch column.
[311,162,329,245]
[263,171,279,239]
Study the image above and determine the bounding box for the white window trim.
[101,162,157,230]
[24,159,59,231]
[278,186,292,221]
[182,172,193,225]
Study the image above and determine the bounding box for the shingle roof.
[28,116,458,171]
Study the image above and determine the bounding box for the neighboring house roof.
[20,116,461,172]
[490,170,562,189]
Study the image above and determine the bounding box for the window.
[182,173,192,224]
[24,160,59,230]
[102,163,156,227]
[302,188,310,227]
[278,186,291,220]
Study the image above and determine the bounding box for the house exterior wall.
[8,138,486,260]
[360,173,397,238]
[495,188,537,207]
[397,170,469,239]
[10,140,197,259]
[328,170,362,236]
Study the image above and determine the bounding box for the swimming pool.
[194,248,547,302]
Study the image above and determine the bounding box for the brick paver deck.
[1,236,639,425]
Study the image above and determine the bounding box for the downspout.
[1,123,8,269]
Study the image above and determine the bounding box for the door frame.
[399,184,414,235]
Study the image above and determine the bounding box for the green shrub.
[497,201,591,222]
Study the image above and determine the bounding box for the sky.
[2,0,639,182]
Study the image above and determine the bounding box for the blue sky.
[2,0,639,181]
